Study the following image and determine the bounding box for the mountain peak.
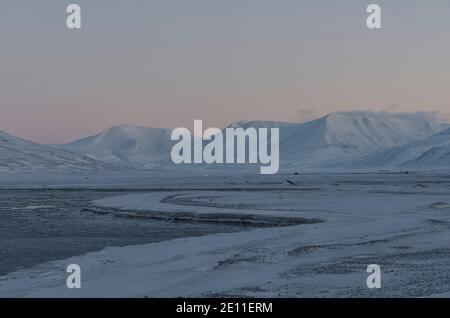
[227,120,292,129]
[278,111,450,167]
[109,124,145,130]
[57,125,173,168]
[104,124,167,134]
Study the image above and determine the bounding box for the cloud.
[296,107,322,123]
[387,103,401,111]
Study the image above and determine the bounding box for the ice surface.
[1,173,450,297]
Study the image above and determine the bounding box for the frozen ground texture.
[1,173,450,297]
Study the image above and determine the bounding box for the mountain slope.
[56,125,173,169]
[53,112,450,171]
[0,131,103,174]
[232,112,449,168]
[348,128,450,170]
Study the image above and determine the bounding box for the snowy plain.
[1,172,450,298]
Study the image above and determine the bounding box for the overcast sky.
[1,0,450,143]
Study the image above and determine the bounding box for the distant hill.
[55,125,173,169]
[0,131,103,174]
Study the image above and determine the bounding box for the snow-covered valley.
[1,173,450,297]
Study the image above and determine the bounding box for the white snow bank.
[2,183,450,297]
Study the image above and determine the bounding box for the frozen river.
[1,173,450,297]
[0,189,248,276]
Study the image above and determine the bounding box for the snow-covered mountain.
[0,131,103,174]
[232,112,449,168]
[52,112,449,171]
[56,125,173,169]
[3,111,445,174]
[346,128,450,170]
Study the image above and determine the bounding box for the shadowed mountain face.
[0,131,103,174]
[347,128,450,170]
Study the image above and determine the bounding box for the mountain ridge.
[2,111,450,174]
[54,111,450,170]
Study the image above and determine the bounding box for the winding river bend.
[0,189,248,276]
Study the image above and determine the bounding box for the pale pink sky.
[1,0,449,143]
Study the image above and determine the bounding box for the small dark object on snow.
[285,180,298,186]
